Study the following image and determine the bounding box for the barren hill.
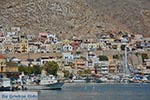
[0,0,150,38]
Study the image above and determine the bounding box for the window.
[1,67,3,71]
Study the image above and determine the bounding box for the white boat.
[26,75,64,90]
[0,78,15,91]
[72,79,87,83]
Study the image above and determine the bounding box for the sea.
[39,83,150,100]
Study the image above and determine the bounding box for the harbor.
[1,83,150,100]
[39,83,150,100]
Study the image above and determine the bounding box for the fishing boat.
[26,75,64,90]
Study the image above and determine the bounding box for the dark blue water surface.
[39,83,150,100]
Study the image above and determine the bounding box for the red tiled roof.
[0,54,4,59]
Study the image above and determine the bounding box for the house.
[70,41,81,52]
[144,38,150,48]
[121,37,128,45]
[19,39,29,53]
[143,59,150,75]
[40,56,57,65]
[12,35,19,43]
[28,43,39,53]
[55,42,63,53]
[47,34,58,44]
[0,54,6,72]
[74,58,87,70]
[27,34,36,41]
[73,52,81,59]
[20,33,27,40]
[50,44,57,53]
[134,34,144,41]
[39,32,48,38]
[108,56,118,74]
[4,44,14,54]
[14,44,20,53]
[4,36,12,44]
[39,32,48,43]
[6,62,18,72]
[80,42,88,51]
[62,52,74,66]
[111,42,122,51]
[0,54,18,73]
[72,36,82,44]
[6,32,16,37]
[11,27,20,32]
[87,43,97,51]
[99,34,110,43]
[0,44,3,53]
[40,44,51,53]
[11,57,21,64]
[87,52,99,68]
[63,44,73,52]
[40,44,46,53]
[95,61,109,75]
[0,33,5,43]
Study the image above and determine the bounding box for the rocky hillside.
[87,0,150,37]
[0,0,150,38]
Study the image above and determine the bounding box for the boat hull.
[26,82,64,90]
[0,87,11,91]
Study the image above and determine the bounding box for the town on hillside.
[0,27,150,83]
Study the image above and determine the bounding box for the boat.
[72,79,87,83]
[0,78,16,91]
[25,75,64,90]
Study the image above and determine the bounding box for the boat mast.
[124,46,128,74]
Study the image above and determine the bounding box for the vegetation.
[18,65,42,74]
[120,45,126,51]
[18,65,33,74]
[98,55,108,61]
[62,70,70,78]
[32,65,42,74]
[62,70,73,79]
[77,69,91,76]
[42,61,59,76]
[113,55,120,59]
[141,53,148,62]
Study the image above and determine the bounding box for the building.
[19,39,29,53]
[95,61,109,75]
[6,62,18,72]
[0,54,6,72]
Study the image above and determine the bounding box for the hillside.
[0,0,150,38]
[87,0,150,37]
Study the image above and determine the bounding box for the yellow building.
[0,54,18,73]
[6,62,18,72]
[74,59,86,70]
[0,54,6,72]
[19,39,29,53]
[108,56,118,74]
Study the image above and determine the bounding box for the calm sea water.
[39,83,150,100]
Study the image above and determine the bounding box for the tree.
[141,53,148,62]
[98,55,108,61]
[42,61,59,76]
[33,65,42,74]
[62,70,70,78]
[113,55,120,59]
[18,65,33,74]
[120,45,126,51]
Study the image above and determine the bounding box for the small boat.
[72,79,87,83]
[0,78,16,91]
